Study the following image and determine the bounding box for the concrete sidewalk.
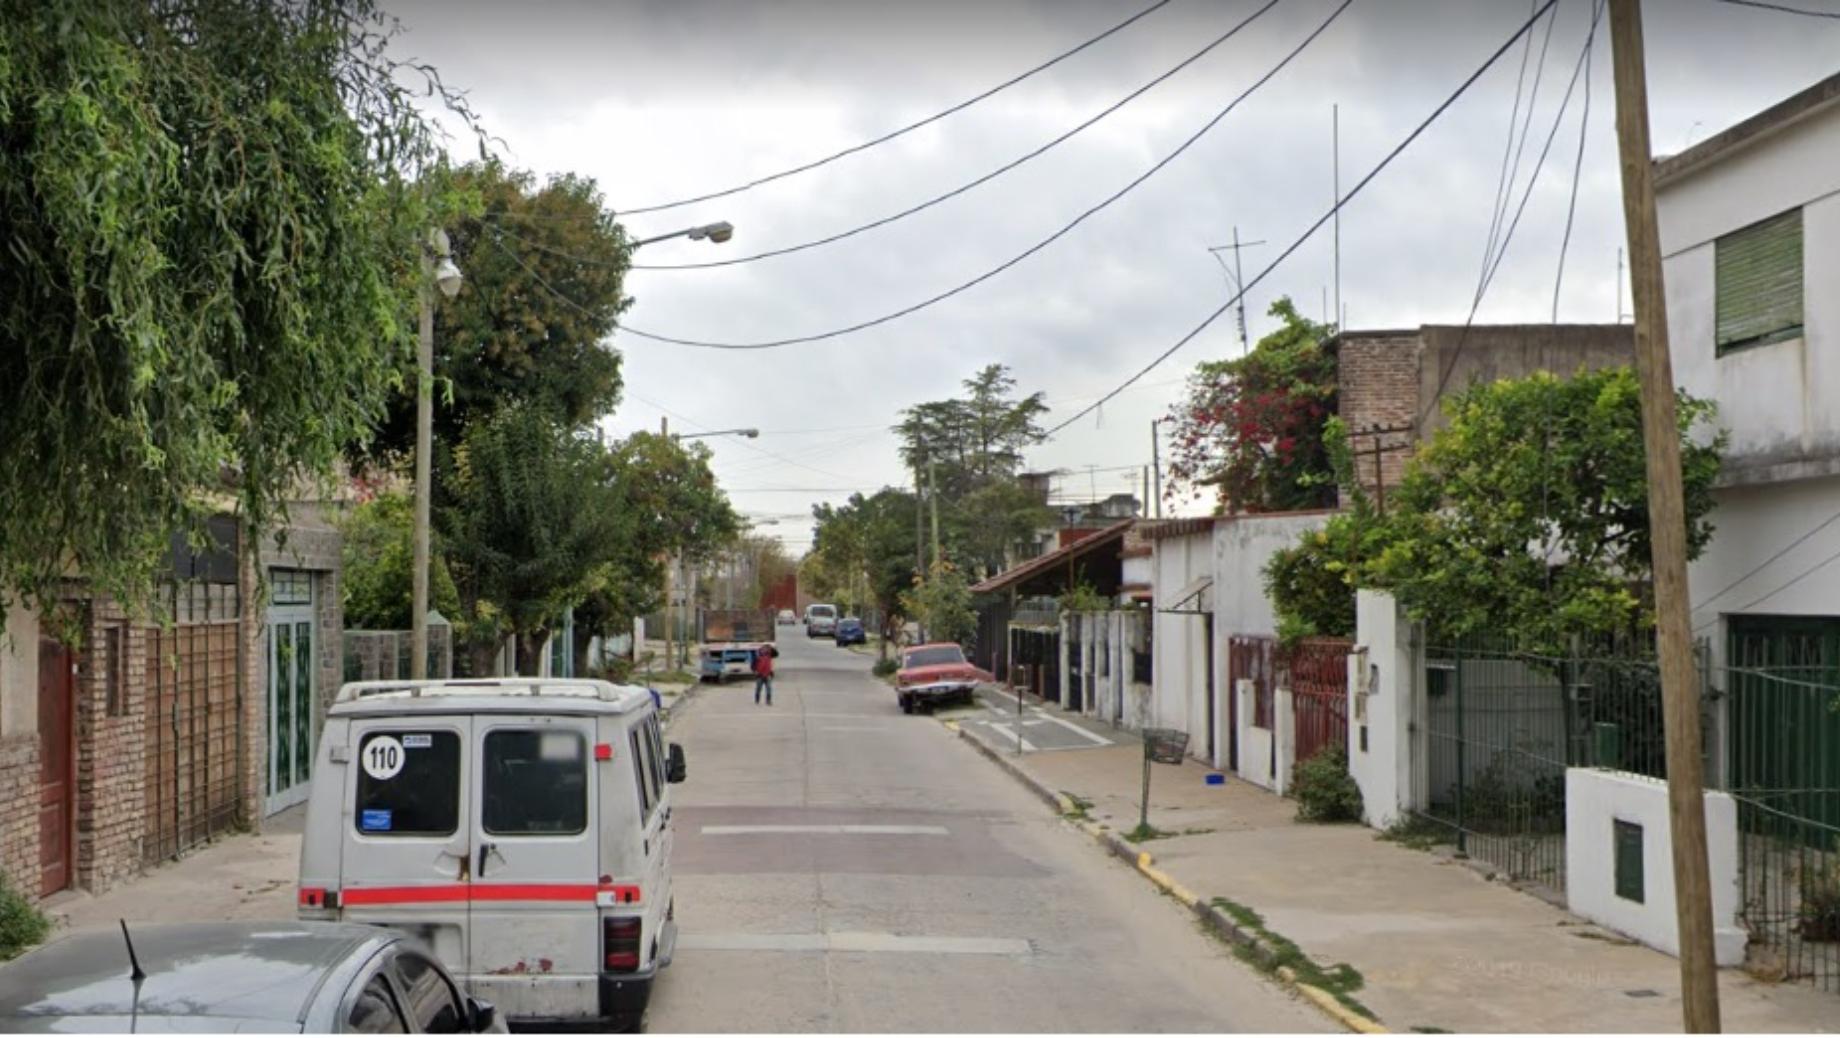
[955,718,1838,1034]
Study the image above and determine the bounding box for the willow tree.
[0,0,476,618]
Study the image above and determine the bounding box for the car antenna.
[119,919,146,981]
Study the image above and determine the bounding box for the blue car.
[835,617,867,646]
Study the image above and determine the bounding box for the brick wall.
[73,596,147,893]
[1335,331,1421,504]
[0,736,39,900]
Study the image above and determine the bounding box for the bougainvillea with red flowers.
[1163,297,1337,513]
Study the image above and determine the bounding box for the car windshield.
[904,647,966,668]
[810,606,835,618]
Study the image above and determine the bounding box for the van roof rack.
[332,677,649,707]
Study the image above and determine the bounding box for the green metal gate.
[1726,616,1840,992]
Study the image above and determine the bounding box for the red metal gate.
[1284,637,1351,764]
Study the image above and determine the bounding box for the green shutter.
[1715,208,1804,354]
[1614,819,1645,903]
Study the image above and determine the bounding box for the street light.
[413,229,461,681]
[677,427,759,440]
[630,221,735,248]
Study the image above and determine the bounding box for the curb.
[952,725,1388,1035]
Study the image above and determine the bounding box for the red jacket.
[753,650,775,678]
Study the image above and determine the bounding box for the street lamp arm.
[676,427,759,440]
[630,221,735,248]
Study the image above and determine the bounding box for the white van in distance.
[296,678,682,1031]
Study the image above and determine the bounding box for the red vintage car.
[895,643,993,715]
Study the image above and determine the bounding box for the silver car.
[0,921,505,1033]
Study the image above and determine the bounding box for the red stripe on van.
[337,883,642,905]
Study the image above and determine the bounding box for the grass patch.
[0,874,49,962]
[1410,1027,1453,1033]
[1209,897,1375,1021]
[1124,822,1171,843]
[1377,814,1449,852]
[1060,793,1095,822]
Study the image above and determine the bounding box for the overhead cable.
[618,0,1350,351]
[1045,0,1561,438]
[622,1,1281,271]
[611,0,1176,216]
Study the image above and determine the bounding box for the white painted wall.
[1659,99,1840,475]
[1564,769,1746,966]
[1151,529,1213,737]
[0,602,39,738]
[1349,590,1419,827]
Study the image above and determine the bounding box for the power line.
[610,0,1176,216]
[1690,506,1840,623]
[621,1,1280,271]
[1551,0,1598,321]
[616,0,1353,352]
[1693,539,1840,633]
[1047,0,1561,438]
[1479,0,1560,301]
[1418,0,1600,428]
[1712,0,1840,18]
[621,389,874,484]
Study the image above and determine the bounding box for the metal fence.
[342,627,452,683]
[1722,653,1840,992]
[1281,637,1352,764]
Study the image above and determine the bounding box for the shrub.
[1292,746,1364,823]
[872,658,898,677]
[0,874,48,961]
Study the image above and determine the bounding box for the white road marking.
[678,932,1031,956]
[1036,712,1114,745]
[700,824,950,836]
[986,724,1038,752]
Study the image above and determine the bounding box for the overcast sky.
[383,0,1840,553]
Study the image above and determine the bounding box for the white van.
[804,603,838,638]
[296,678,682,1031]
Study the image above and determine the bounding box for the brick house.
[0,510,343,904]
[1144,323,1635,783]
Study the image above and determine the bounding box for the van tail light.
[604,916,642,972]
[298,887,339,920]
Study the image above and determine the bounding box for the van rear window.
[355,731,460,836]
[483,730,587,835]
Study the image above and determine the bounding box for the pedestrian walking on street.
[753,645,775,705]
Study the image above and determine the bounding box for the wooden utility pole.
[661,416,672,676]
[1608,1,1720,1030]
[928,457,940,569]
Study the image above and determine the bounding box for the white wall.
[1688,474,1840,653]
[1564,769,1746,966]
[1350,590,1418,827]
[1659,99,1840,476]
[1151,529,1213,737]
[0,602,38,739]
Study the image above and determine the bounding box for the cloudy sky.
[383,0,1840,553]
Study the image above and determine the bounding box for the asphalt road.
[645,633,1325,1033]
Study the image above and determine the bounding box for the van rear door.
[341,717,473,974]
[469,713,600,1016]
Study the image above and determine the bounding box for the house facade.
[1655,72,1840,793]
[0,511,344,904]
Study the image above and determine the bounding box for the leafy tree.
[896,364,1047,499]
[1266,368,1726,650]
[950,479,1054,578]
[339,492,460,630]
[360,161,632,466]
[901,561,977,648]
[810,489,922,655]
[1164,298,1337,513]
[0,0,475,620]
[439,406,626,675]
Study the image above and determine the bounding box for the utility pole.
[411,257,433,681]
[1150,420,1164,519]
[928,457,940,569]
[1609,2,1720,1030]
[661,416,673,676]
[914,451,925,576]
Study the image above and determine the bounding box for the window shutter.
[1715,208,1804,353]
